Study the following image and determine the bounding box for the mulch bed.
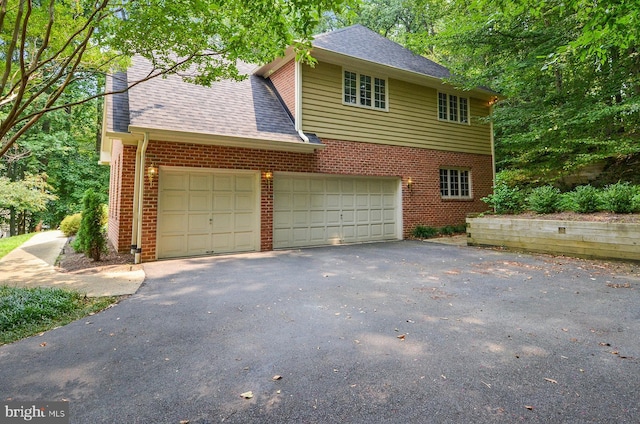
[57,237,135,273]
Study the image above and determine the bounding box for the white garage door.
[157,168,259,259]
[273,174,400,249]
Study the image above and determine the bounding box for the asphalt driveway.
[1,241,638,423]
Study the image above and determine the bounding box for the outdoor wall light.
[264,171,273,188]
[407,177,413,191]
[147,163,158,185]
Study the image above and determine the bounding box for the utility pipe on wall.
[133,133,149,264]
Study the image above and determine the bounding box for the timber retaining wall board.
[466,217,640,261]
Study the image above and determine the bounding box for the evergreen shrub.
[527,185,562,214]
[72,189,108,261]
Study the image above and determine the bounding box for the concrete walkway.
[0,231,144,297]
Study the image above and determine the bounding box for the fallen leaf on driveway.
[240,391,253,399]
[39,342,47,347]
[525,405,534,410]
[397,334,406,340]
[179,420,190,424]
[272,375,282,381]
[544,378,558,384]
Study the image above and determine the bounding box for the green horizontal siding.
[301,62,492,155]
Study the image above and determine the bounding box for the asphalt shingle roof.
[118,57,307,143]
[106,25,457,141]
[312,24,451,79]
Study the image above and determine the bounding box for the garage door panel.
[187,234,209,253]
[189,193,210,211]
[190,174,211,191]
[293,193,310,209]
[161,213,187,233]
[163,173,188,191]
[293,211,309,225]
[293,228,309,243]
[310,227,326,242]
[326,210,341,225]
[310,211,325,225]
[326,194,340,208]
[158,235,186,257]
[213,193,233,211]
[189,214,210,233]
[212,213,232,231]
[162,192,188,211]
[235,193,254,210]
[213,175,233,191]
[234,212,254,231]
[356,210,369,221]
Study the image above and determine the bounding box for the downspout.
[294,59,309,142]
[133,132,149,264]
[489,105,496,188]
[130,141,142,254]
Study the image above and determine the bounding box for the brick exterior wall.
[107,140,137,253]
[268,60,295,118]
[112,139,492,261]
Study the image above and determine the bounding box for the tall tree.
[431,0,640,185]
[0,0,348,157]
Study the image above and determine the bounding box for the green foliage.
[72,190,108,261]
[599,182,637,214]
[0,174,57,215]
[0,233,36,260]
[482,183,526,214]
[412,224,466,238]
[412,225,438,238]
[527,185,562,214]
[564,185,601,213]
[428,0,640,185]
[0,0,348,156]
[60,213,82,237]
[0,286,116,345]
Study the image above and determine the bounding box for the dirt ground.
[57,237,134,273]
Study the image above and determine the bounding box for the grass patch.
[0,233,37,260]
[0,286,117,345]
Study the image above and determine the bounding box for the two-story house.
[100,25,496,263]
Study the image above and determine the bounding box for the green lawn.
[0,285,117,345]
[0,232,36,259]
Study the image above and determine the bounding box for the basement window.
[440,168,471,199]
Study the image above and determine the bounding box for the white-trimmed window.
[440,168,471,199]
[438,92,469,124]
[343,70,387,111]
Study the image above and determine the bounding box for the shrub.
[482,182,526,214]
[600,182,636,213]
[439,225,456,236]
[59,213,82,236]
[412,225,438,239]
[527,185,562,214]
[72,189,108,261]
[565,185,601,213]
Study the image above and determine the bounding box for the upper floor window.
[344,70,387,111]
[440,168,471,199]
[438,92,469,124]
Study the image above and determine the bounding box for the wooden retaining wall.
[466,217,640,261]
